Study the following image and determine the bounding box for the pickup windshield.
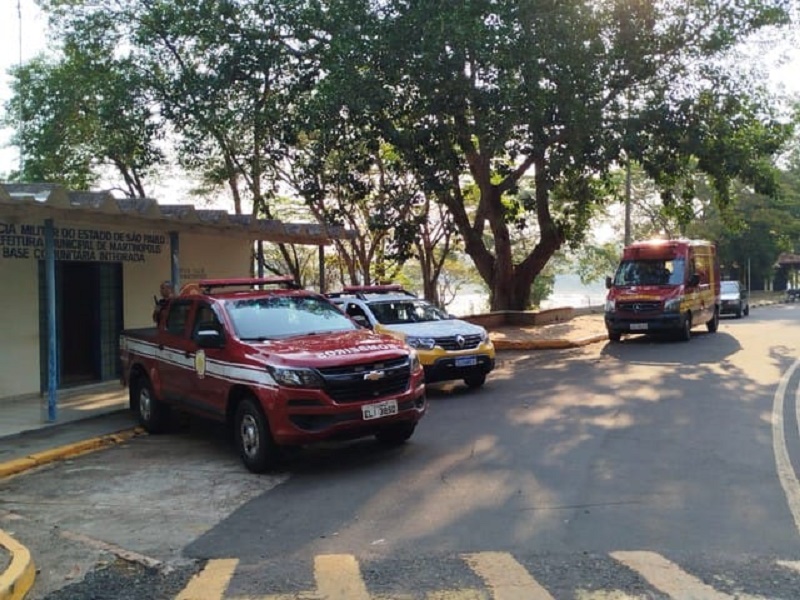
[226,296,357,340]
[613,258,685,287]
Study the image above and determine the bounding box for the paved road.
[2,303,800,599]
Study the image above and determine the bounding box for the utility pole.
[17,0,24,174]
[624,159,632,246]
[623,89,632,246]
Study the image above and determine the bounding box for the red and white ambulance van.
[604,239,721,342]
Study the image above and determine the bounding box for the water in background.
[540,274,607,310]
[448,273,607,316]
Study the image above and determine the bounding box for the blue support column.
[45,218,58,422]
[170,231,181,290]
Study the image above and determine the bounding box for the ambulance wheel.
[375,422,416,446]
[679,314,692,341]
[235,396,280,473]
[706,308,719,333]
[133,375,170,434]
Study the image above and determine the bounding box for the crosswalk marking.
[175,551,796,599]
[425,590,486,599]
[462,551,554,600]
[611,551,732,600]
[315,554,371,600]
[176,558,239,600]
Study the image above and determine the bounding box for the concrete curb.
[0,427,144,599]
[493,333,608,351]
[0,428,145,480]
[0,530,34,600]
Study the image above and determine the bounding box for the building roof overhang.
[0,183,355,245]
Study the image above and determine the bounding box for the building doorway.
[39,261,124,390]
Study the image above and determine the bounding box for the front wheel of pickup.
[375,422,417,446]
[133,375,170,434]
[235,397,280,473]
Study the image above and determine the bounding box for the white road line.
[776,559,800,573]
[611,551,731,599]
[462,551,555,600]
[772,358,800,535]
[176,558,238,600]
[314,554,371,600]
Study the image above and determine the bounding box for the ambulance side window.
[686,257,696,286]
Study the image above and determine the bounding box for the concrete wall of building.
[0,214,253,399]
[0,255,40,398]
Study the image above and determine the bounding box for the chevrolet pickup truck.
[119,277,427,473]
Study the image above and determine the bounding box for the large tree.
[4,18,162,195]
[311,0,794,310]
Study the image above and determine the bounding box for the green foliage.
[4,38,162,194]
[309,0,794,310]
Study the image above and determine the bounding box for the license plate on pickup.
[455,356,478,367]
[362,399,398,421]
[630,323,648,331]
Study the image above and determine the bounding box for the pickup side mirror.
[196,328,225,349]
[605,276,613,289]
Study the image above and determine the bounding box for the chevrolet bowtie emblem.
[364,370,385,381]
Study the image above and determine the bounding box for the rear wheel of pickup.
[133,375,170,434]
[375,422,417,446]
[235,397,279,473]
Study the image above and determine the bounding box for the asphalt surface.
[0,301,785,599]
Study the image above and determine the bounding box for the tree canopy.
[5,0,797,308]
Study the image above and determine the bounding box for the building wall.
[0,255,39,398]
[0,214,253,399]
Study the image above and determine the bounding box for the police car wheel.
[464,373,487,389]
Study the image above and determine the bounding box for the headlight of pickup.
[605,299,615,312]
[406,336,436,350]
[409,350,421,373]
[664,297,683,313]
[268,366,324,388]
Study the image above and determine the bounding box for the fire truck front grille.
[317,357,411,403]
[617,301,661,314]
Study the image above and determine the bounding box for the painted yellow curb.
[0,530,35,600]
[0,428,145,480]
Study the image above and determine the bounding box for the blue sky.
[1,0,798,182]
